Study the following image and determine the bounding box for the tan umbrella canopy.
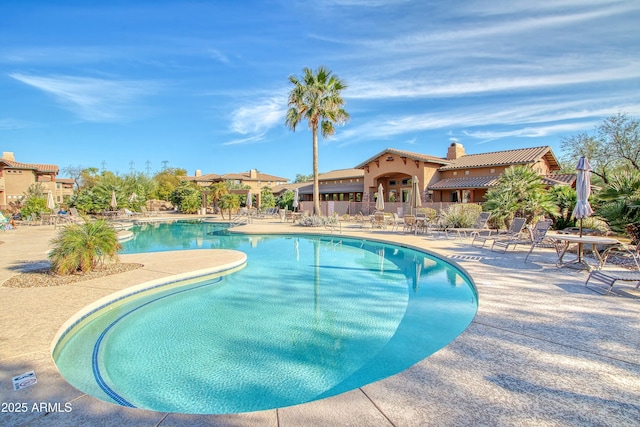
[110,190,118,210]
[375,183,385,211]
[410,176,422,215]
[47,191,56,212]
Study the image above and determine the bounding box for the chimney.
[2,152,15,161]
[250,169,258,179]
[446,143,465,160]
[195,169,202,177]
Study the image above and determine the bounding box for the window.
[453,171,457,176]
[465,170,470,175]
[490,168,495,174]
[389,179,396,186]
[401,178,410,185]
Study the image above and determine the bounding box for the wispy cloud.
[227,96,286,143]
[334,96,638,147]
[9,73,159,122]
[0,118,35,130]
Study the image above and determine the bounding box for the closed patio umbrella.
[410,176,422,215]
[246,190,252,208]
[47,191,56,212]
[110,190,117,210]
[128,192,138,203]
[572,156,594,267]
[376,183,385,212]
[293,188,299,212]
[572,156,593,237]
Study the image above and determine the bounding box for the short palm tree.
[49,220,121,275]
[286,66,349,215]
[218,193,240,220]
[209,181,229,214]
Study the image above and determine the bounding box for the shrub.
[298,215,327,227]
[49,220,121,275]
[20,197,47,218]
[440,204,483,228]
[625,222,640,245]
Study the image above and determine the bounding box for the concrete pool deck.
[0,215,638,426]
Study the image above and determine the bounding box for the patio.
[0,217,638,426]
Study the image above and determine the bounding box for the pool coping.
[0,216,638,426]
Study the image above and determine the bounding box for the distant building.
[182,169,289,192]
[356,143,571,205]
[0,152,65,210]
[272,168,365,202]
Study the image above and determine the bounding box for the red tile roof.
[0,159,59,174]
[439,146,559,171]
[355,148,450,169]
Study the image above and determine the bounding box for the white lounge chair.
[473,217,527,248]
[445,211,491,239]
[585,245,640,295]
[491,219,553,262]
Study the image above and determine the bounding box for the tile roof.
[354,148,450,169]
[428,176,500,190]
[0,159,59,174]
[429,172,576,190]
[438,146,558,171]
[221,171,289,181]
[316,168,364,180]
[542,173,576,186]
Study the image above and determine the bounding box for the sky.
[2,0,640,181]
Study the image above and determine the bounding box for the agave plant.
[49,219,121,275]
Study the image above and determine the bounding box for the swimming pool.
[53,221,477,414]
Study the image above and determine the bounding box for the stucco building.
[0,152,66,210]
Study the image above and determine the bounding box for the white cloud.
[229,96,286,137]
[9,73,158,122]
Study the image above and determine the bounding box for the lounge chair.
[445,211,491,239]
[585,245,640,295]
[491,219,553,262]
[473,217,526,248]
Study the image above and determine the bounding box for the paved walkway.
[0,216,638,426]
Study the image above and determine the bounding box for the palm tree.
[218,193,240,220]
[209,181,229,214]
[484,165,559,225]
[49,219,121,275]
[286,66,349,215]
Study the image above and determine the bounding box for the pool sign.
[13,371,37,390]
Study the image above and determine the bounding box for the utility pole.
[101,161,107,172]
[129,161,135,174]
[161,160,169,171]
[145,160,152,175]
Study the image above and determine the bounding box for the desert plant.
[219,194,240,220]
[49,220,121,275]
[440,204,483,228]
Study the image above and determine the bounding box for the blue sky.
[2,0,639,181]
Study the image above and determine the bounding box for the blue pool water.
[53,221,477,414]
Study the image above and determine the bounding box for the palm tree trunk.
[313,125,321,215]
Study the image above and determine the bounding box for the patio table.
[546,232,621,271]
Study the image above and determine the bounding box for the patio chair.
[445,211,491,239]
[372,211,386,229]
[585,245,640,295]
[403,215,416,233]
[473,217,526,248]
[491,219,553,262]
[391,213,404,231]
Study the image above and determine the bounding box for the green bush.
[48,220,121,275]
[20,197,47,218]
